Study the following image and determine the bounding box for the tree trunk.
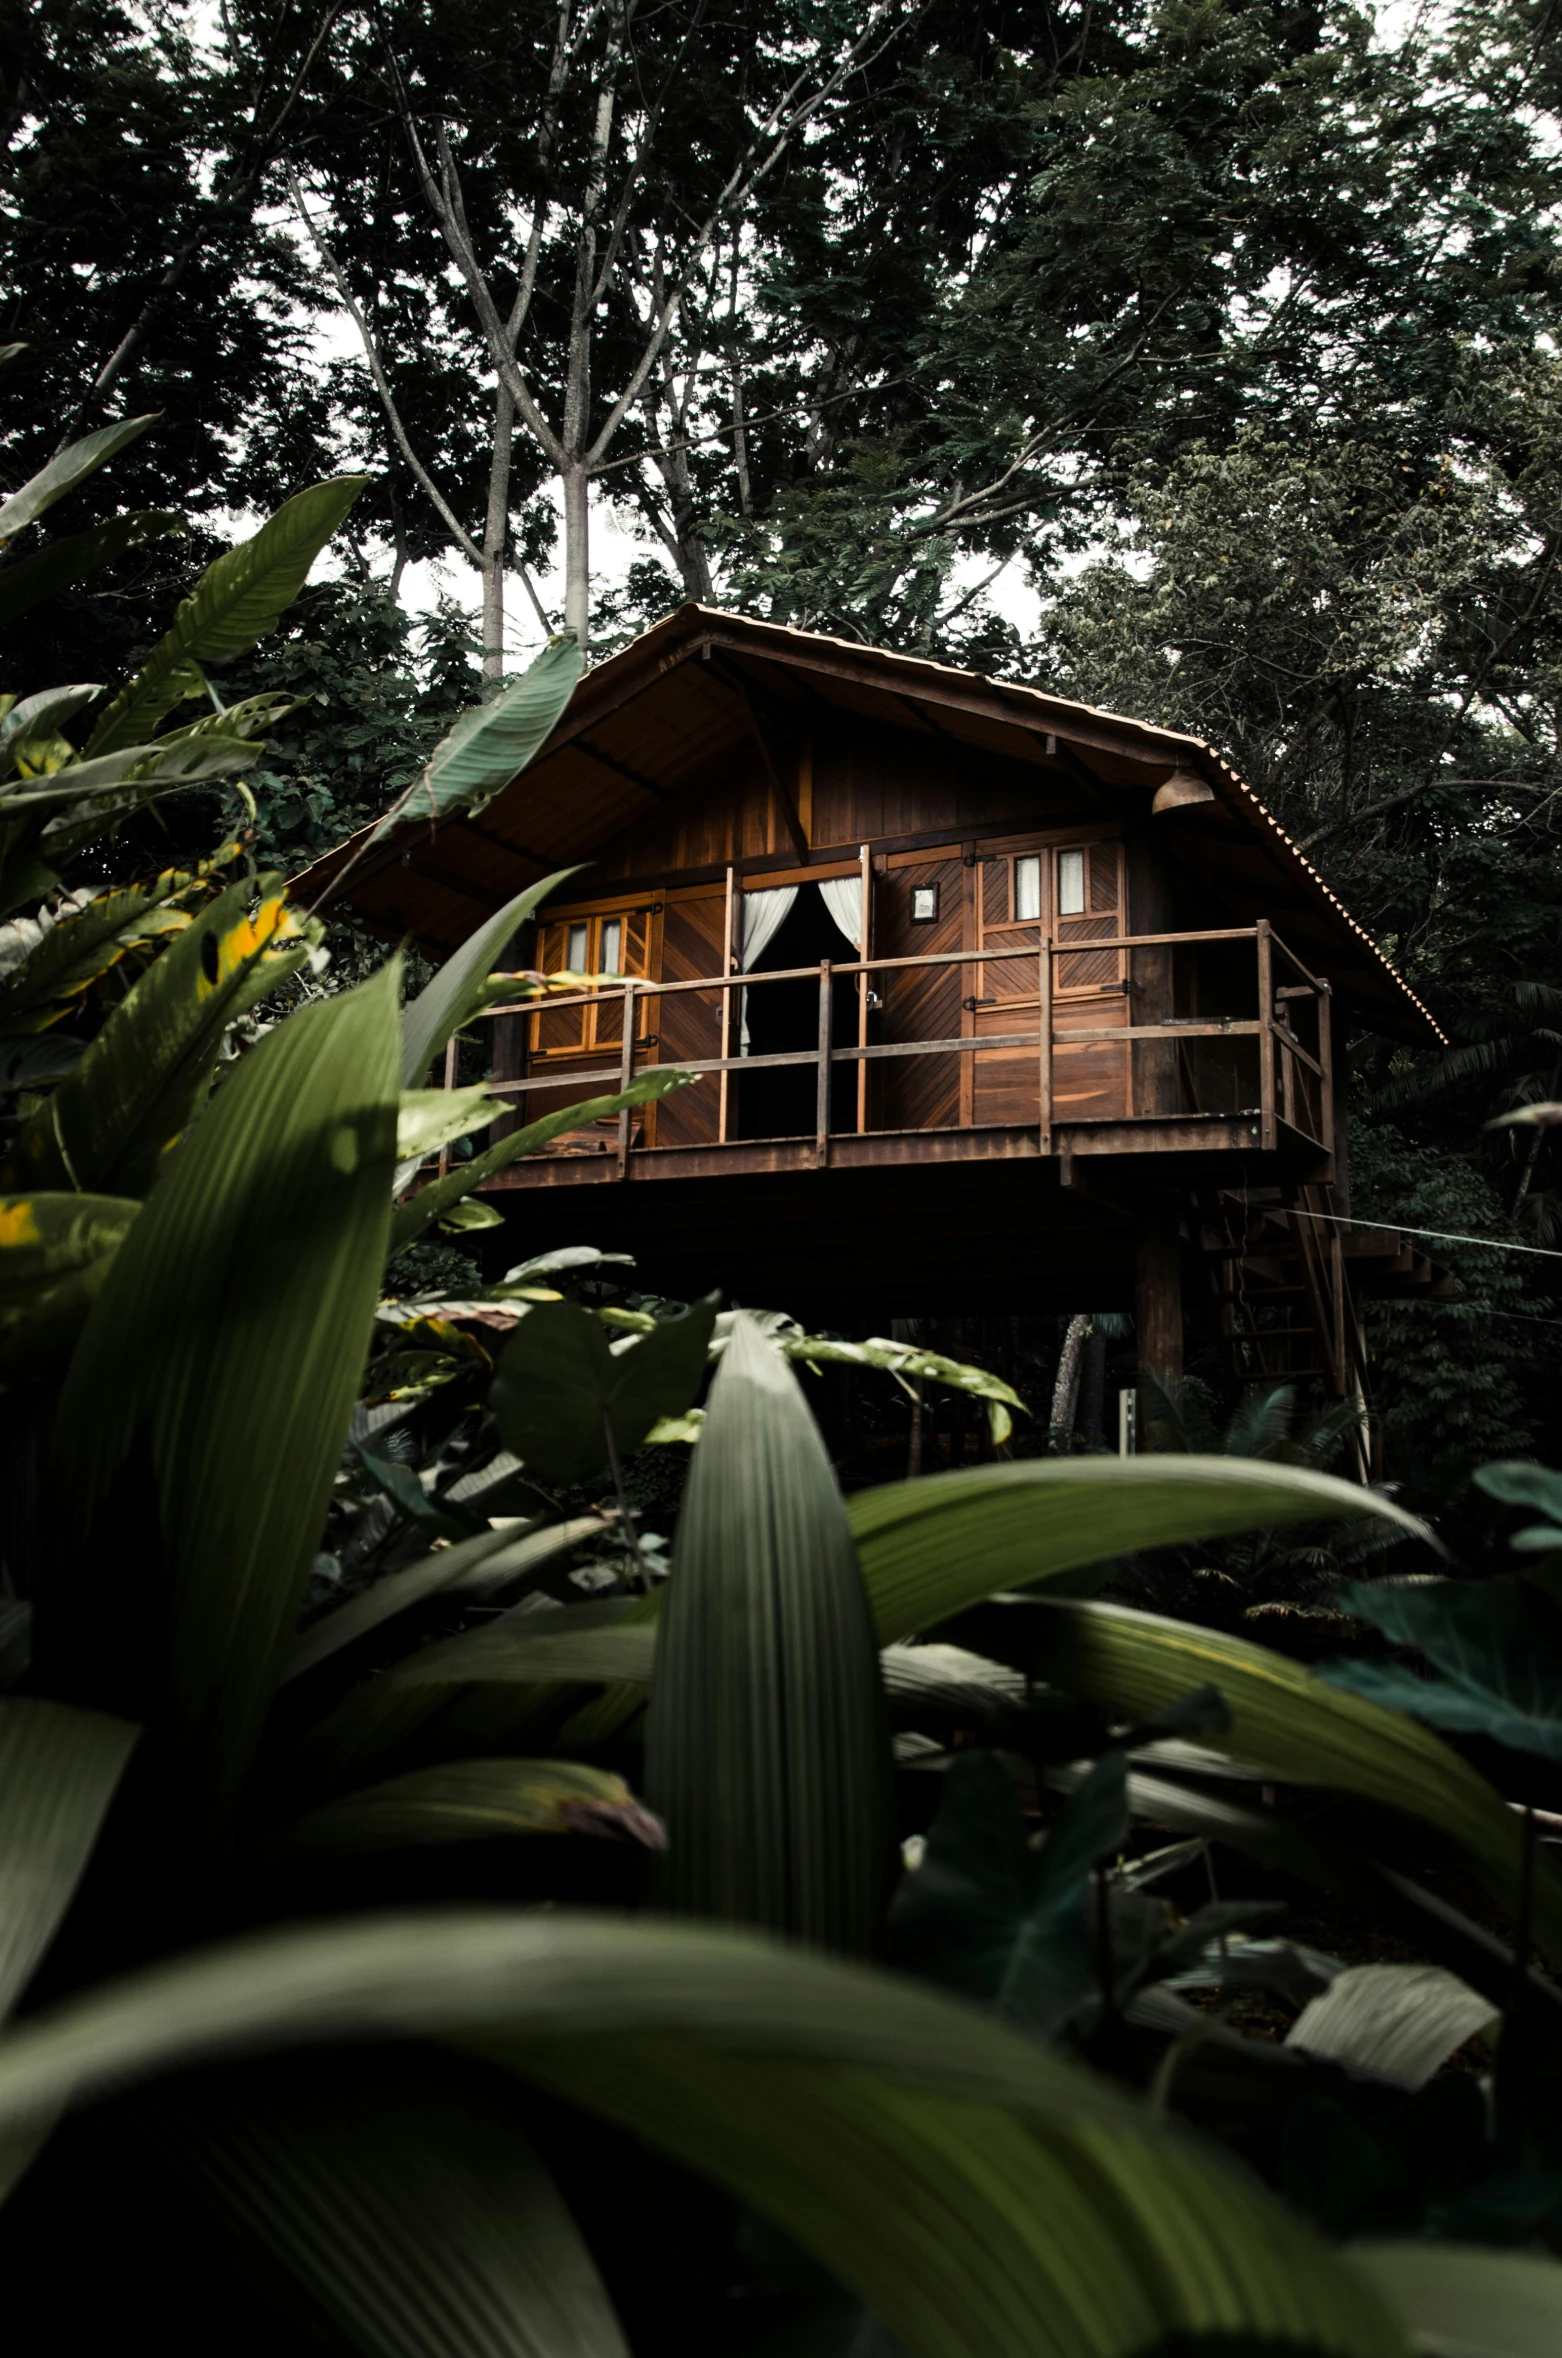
[480,379,516,686]
[562,461,591,649]
[1049,1313,1091,1450]
[1079,1323,1107,1444]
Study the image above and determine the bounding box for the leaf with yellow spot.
[0,842,245,1033]
[0,874,317,1198]
[0,1190,141,1384]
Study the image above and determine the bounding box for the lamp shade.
[1152,762,1216,813]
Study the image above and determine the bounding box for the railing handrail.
[485,925,1263,1017]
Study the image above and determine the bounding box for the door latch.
[962,995,997,1012]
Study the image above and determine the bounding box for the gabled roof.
[295,603,1443,1042]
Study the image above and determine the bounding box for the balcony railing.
[473,919,1333,1176]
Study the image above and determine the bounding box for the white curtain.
[739,885,798,1052]
[740,885,799,970]
[817,874,862,950]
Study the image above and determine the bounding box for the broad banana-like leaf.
[374,636,582,842]
[151,690,304,747]
[394,1084,507,1176]
[0,686,102,772]
[880,1641,1027,1719]
[1285,1963,1497,2090]
[42,961,401,1841]
[85,476,367,756]
[0,1036,84,1087]
[386,1608,657,1693]
[0,1698,137,2020]
[645,1314,892,1955]
[490,1295,717,1485]
[251,1757,663,1859]
[116,2051,632,2358]
[280,1516,608,1684]
[847,1456,1430,1645]
[0,1912,1406,2358]
[0,1192,141,1380]
[0,842,243,1030]
[388,1067,696,1253]
[399,868,581,1086]
[1023,1596,1562,1959]
[0,414,156,543]
[0,511,181,627]
[1350,2242,1562,2358]
[0,729,260,810]
[1,873,313,1197]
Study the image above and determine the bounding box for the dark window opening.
[737,885,859,1140]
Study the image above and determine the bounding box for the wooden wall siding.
[876,852,965,1130]
[593,755,795,881]
[811,726,1090,849]
[653,891,727,1147]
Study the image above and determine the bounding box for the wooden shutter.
[654,892,726,1148]
[531,919,587,1055]
[879,854,964,1131]
[1051,838,1128,1120]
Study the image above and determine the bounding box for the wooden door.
[876,851,964,1131]
[972,834,1128,1126]
[652,888,727,1148]
[523,903,653,1144]
[1051,837,1129,1121]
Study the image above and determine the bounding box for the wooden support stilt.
[1135,1212,1183,1442]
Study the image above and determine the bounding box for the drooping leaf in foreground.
[0,1698,138,2020]
[645,1313,892,1955]
[1350,2243,1562,2358]
[374,636,582,842]
[41,961,401,1840]
[0,873,314,1196]
[84,476,367,756]
[847,1456,1430,1645]
[0,511,183,628]
[0,413,157,543]
[116,2050,631,2358]
[399,867,581,1087]
[1323,1576,1562,1759]
[1285,1963,1497,2091]
[0,1913,1408,2358]
[251,1758,663,1860]
[490,1294,717,1485]
[1021,1597,1562,1959]
[389,1068,697,1253]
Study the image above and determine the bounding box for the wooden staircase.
[1194,1183,1455,1480]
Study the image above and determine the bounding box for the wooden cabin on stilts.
[300,606,1452,1476]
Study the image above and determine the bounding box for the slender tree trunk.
[1050,1314,1092,1450]
[561,461,591,647]
[481,379,516,685]
[1079,1323,1107,1445]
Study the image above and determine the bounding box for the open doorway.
[737,884,860,1139]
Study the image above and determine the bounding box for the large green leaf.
[1350,2244,1562,2358]
[374,637,582,842]
[1324,1577,1562,1759]
[0,414,157,542]
[0,842,243,1030]
[0,731,261,810]
[0,1912,1405,2358]
[1022,1597,1562,1958]
[84,477,367,756]
[644,1314,892,1956]
[490,1295,717,1485]
[119,2051,631,2358]
[1,874,313,1197]
[400,868,581,1086]
[386,1605,658,1693]
[251,1758,663,1859]
[41,961,401,1840]
[280,1517,608,1684]
[395,1085,508,1170]
[0,1698,137,2020]
[0,1191,140,1380]
[847,1458,1430,1646]
[1285,1963,1497,2090]
[0,511,182,627]
[388,1068,697,1253]
[0,685,103,771]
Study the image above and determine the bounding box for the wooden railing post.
[616,982,636,1178]
[857,840,871,1135]
[1256,919,1276,1151]
[816,959,832,1166]
[1317,978,1335,1168]
[1038,935,1053,1155]
[719,862,735,1145]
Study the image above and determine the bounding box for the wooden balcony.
[475,920,1336,1196]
